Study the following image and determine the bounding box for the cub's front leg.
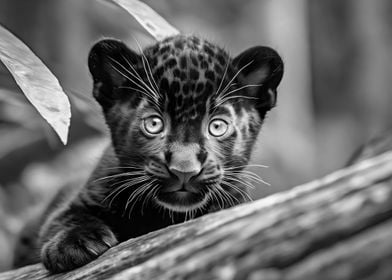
[39,203,118,273]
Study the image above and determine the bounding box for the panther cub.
[39,35,283,272]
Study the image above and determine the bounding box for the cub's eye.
[208,119,229,137]
[143,116,164,135]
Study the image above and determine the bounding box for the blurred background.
[0,0,392,271]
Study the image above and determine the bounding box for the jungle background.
[0,0,392,271]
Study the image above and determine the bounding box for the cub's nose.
[169,167,201,183]
[167,143,203,183]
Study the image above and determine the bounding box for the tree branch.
[1,151,392,280]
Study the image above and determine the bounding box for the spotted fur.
[25,35,283,273]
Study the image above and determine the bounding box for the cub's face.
[89,35,283,213]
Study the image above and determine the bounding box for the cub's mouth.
[146,159,222,212]
[155,182,210,212]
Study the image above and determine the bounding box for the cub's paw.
[41,225,118,273]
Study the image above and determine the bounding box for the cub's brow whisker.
[215,57,230,97]
[122,53,160,102]
[118,85,156,97]
[209,57,230,115]
[216,60,254,103]
[117,54,158,100]
[118,85,163,111]
[139,51,159,97]
[109,64,160,109]
[108,57,160,108]
[142,53,161,100]
[109,57,152,96]
[217,84,262,102]
[212,61,256,113]
[142,54,159,94]
[130,35,160,94]
[214,95,259,108]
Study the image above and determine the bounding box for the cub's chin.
[155,190,210,212]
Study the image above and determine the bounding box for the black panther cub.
[19,35,284,273]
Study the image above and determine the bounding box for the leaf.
[107,0,180,41]
[0,25,71,145]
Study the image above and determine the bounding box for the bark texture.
[1,151,392,280]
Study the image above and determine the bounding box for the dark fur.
[14,35,283,273]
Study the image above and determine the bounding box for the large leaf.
[108,0,180,41]
[0,25,71,145]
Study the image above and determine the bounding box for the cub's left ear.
[233,46,283,113]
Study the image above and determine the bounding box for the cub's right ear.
[88,39,140,107]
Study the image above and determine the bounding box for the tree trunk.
[1,150,392,280]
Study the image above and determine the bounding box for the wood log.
[1,150,392,280]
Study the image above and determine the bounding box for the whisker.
[221,180,252,202]
[224,164,269,170]
[102,175,150,207]
[126,180,156,218]
[216,60,254,103]
[131,35,160,94]
[224,175,256,189]
[118,85,156,98]
[209,187,223,209]
[93,171,146,183]
[226,171,270,186]
[137,180,158,214]
[104,176,149,203]
[109,57,160,106]
[215,59,230,98]
[225,169,266,182]
[140,52,160,97]
[101,166,146,170]
[141,183,159,214]
[109,58,152,96]
[126,53,160,102]
[215,185,237,207]
[233,174,268,187]
[125,182,150,215]
[217,84,262,101]
[214,95,259,108]
[118,55,158,100]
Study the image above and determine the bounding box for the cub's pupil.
[151,119,158,127]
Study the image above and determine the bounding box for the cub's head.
[88,35,283,213]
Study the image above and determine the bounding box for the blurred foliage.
[0,24,71,144]
[0,0,391,272]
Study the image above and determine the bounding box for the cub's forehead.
[143,36,236,122]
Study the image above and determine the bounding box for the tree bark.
[1,151,392,280]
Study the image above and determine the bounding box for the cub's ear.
[88,39,140,107]
[233,46,283,114]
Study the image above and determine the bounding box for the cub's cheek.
[133,132,166,155]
